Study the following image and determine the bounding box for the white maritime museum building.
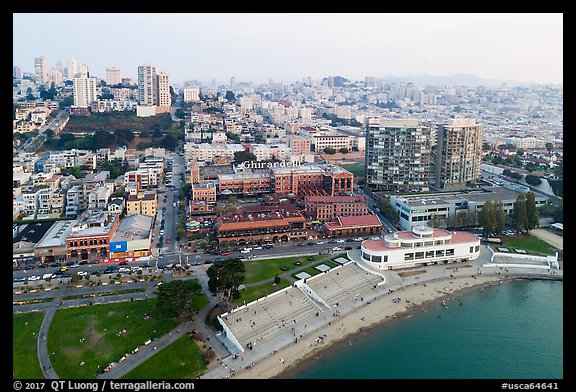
[360,225,480,270]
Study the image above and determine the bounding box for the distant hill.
[375,73,545,88]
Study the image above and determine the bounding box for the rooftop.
[325,214,381,228]
[13,221,56,244]
[111,214,153,242]
[306,195,366,203]
[35,219,77,248]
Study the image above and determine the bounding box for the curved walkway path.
[25,251,349,379]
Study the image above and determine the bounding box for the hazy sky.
[13,13,563,85]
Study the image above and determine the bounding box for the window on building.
[362,252,370,261]
[372,255,381,263]
[446,248,454,256]
[426,250,435,258]
[404,253,414,261]
[415,252,424,259]
[435,249,445,257]
[475,245,480,252]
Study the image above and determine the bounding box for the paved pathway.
[37,286,66,379]
[98,321,193,379]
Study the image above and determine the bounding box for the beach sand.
[231,273,506,379]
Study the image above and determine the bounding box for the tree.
[59,96,74,109]
[339,147,349,154]
[114,129,135,146]
[154,279,205,320]
[509,172,523,181]
[377,196,398,223]
[324,147,336,155]
[206,258,245,303]
[512,194,528,234]
[478,201,497,236]
[161,134,178,151]
[92,130,115,149]
[545,142,554,152]
[233,150,257,164]
[495,201,507,233]
[525,192,540,233]
[455,210,469,228]
[227,132,241,144]
[225,91,236,101]
[525,175,542,186]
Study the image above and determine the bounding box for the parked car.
[77,271,88,276]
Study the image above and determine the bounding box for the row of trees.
[323,147,349,154]
[512,192,540,234]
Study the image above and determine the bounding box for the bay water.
[286,279,563,379]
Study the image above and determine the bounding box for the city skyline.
[13,13,563,86]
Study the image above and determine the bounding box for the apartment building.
[126,192,158,217]
[191,181,217,203]
[365,119,432,192]
[435,118,484,190]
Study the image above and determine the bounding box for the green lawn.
[122,336,207,379]
[340,163,365,178]
[47,299,179,379]
[501,234,558,256]
[13,312,45,379]
[232,279,292,306]
[243,254,325,284]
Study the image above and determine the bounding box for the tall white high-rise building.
[106,67,121,85]
[66,57,78,79]
[48,69,63,84]
[13,66,22,79]
[78,63,89,77]
[73,76,98,107]
[55,61,65,75]
[157,71,171,112]
[230,76,236,90]
[183,85,200,102]
[138,65,158,106]
[34,56,47,83]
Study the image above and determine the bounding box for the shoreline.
[230,273,561,379]
[273,278,508,379]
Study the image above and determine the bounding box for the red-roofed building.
[323,214,382,238]
[215,201,310,246]
[359,225,480,270]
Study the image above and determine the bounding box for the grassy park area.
[122,336,207,379]
[501,234,558,256]
[232,278,292,306]
[47,299,179,379]
[13,312,45,379]
[242,254,325,284]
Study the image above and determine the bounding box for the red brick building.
[270,164,353,196]
[217,173,271,197]
[323,214,382,238]
[305,195,368,221]
[66,210,119,262]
